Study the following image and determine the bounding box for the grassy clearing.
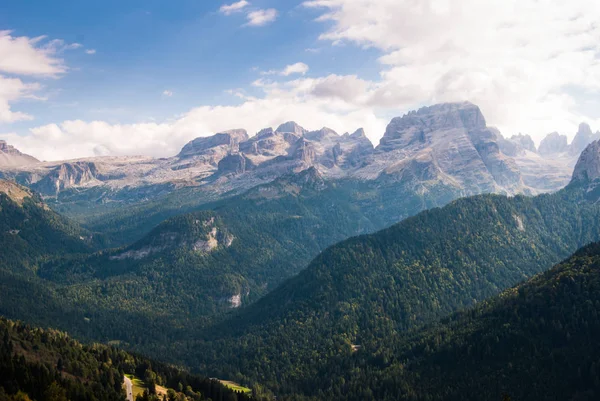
[218,380,252,394]
[125,374,168,398]
[125,374,146,398]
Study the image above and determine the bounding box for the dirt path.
[124,376,134,401]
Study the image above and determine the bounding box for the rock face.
[499,134,537,156]
[0,102,581,205]
[538,132,569,156]
[0,141,39,167]
[570,123,600,156]
[358,102,524,194]
[178,129,248,159]
[511,134,537,153]
[32,162,101,195]
[571,140,600,183]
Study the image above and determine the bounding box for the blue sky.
[0,0,378,126]
[1,0,600,160]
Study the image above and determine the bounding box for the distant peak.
[304,127,338,141]
[578,122,593,136]
[256,127,274,138]
[350,128,366,138]
[178,129,249,158]
[378,101,486,152]
[570,123,600,156]
[276,121,307,135]
[0,140,40,167]
[538,132,569,156]
[508,133,537,153]
[571,140,600,184]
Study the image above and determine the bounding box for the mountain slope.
[36,169,379,318]
[1,103,576,223]
[325,241,600,401]
[0,180,100,272]
[187,141,600,393]
[0,316,250,401]
[0,141,38,168]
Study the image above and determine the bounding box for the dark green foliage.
[186,187,600,394]
[6,172,386,345]
[4,176,600,401]
[0,317,249,401]
[312,241,600,400]
[0,192,100,272]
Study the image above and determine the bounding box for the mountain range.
[1,102,593,216]
[2,102,600,401]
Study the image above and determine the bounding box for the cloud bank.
[5,1,600,161]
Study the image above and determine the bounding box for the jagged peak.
[571,139,600,184]
[577,122,593,137]
[304,127,339,141]
[256,127,274,138]
[0,140,40,167]
[509,133,537,153]
[378,101,487,152]
[350,128,367,139]
[178,129,249,158]
[570,122,600,156]
[538,132,569,156]
[276,121,307,136]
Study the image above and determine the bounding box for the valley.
[1,102,600,401]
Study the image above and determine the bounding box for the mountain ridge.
[0,102,580,216]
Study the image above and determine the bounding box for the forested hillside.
[0,180,103,272]
[0,317,250,401]
[310,241,600,400]
[186,182,600,394]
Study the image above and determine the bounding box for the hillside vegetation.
[0,317,250,401]
[186,184,600,394]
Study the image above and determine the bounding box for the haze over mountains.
[0,102,593,211]
[2,102,600,401]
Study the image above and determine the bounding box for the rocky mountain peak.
[348,128,367,139]
[538,132,569,156]
[276,121,307,136]
[498,133,537,157]
[510,134,537,153]
[578,122,593,137]
[256,128,274,138]
[571,140,600,183]
[377,102,486,152]
[178,129,249,159]
[570,123,600,156]
[304,127,338,142]
[0,140,40,167]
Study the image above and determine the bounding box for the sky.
[1,0,600,161]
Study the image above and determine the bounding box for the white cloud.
[303,0,600,142]
[220,0,250,15]
[85,49,96,55]
[0,76,41,122]
[0,30,66,76]
[0,31,68,123]
[3,75,387,160]
[245,9,278,27]
[9,1,600,160]
[162,90,174,97]
[262,62,310,77]
[281,62,309,76]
